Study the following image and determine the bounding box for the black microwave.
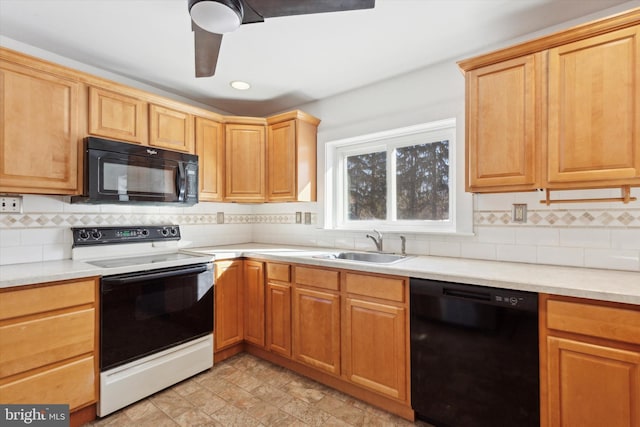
[72,137,198,206]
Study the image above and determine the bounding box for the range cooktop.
[86,252,204,269]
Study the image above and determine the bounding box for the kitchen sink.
[314,251,409,264]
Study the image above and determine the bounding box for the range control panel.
[72,225,180,247]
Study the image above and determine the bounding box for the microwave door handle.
[176,162,186,202]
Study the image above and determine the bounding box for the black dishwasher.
[410,278,539,427]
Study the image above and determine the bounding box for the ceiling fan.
[188,0,376,77]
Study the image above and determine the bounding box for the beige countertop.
[1,243,639,305]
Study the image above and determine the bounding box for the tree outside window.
[329,119,456,232]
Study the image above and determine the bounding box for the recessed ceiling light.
[230,80,251,90]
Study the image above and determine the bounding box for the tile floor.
[87,353,432,427]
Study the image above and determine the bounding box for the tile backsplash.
[1,194,639,272]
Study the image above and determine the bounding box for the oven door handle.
[102,264,210,288]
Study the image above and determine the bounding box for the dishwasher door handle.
[443,288,492,301]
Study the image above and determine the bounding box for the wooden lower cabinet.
[342,272,409,401]
[244,260,265,348]
[266,262,292,358]
[343,297,407,401]
[214,260,244,352]
[540,294,640,427]
[0,277,99,415]
[292,285,341,375]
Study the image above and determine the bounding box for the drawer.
[0,308,95,377]
[345,273,406,302]
[0,278,97,321]
[267,262,291,282]
[0,356,96,410]
[295,266,339,291]
[546,298,640,345]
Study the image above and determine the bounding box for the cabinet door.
[243,260,265,348]
[267,119,297,201]
[292,286,340,375]
[88,86,147,144]
[547,26,640,185]
[266,281,292,358]
[466,54,539,192]
[343,297,407,401]
[225,124,266,202]
[546,336,640,427]
[214,260,244,351]
[195,117,224,201]
[0,62,79,194]
[149,104,194,153]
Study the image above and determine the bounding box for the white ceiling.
[0,0,633,116]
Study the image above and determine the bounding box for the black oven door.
[100,263,214,371]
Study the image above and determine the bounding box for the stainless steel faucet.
[400,235,406,256]
[366,229,383,252]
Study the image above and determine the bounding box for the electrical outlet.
[0,196,22,213]
[216,212,224,224]
[304,212,312,225]
[512,204,527,223]
[295,212,302,224]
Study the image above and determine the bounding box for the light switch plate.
[0,196,22,213]
[304,212,311,225]
[295,212,302,224]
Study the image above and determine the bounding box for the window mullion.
[389,146,396,222]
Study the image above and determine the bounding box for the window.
[325,119,457,232]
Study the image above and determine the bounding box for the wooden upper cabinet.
[149,104,194,153]
[267,112,320,201]
[225,122,266,202]
[460,11,640,193]
[466,54,540,192]
[0,57,79,194]
[195,116,224,201]
[88,86,147,144]
[546,25,640,186]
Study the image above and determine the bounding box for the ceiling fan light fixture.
[230,80,251,90]
[189,0,243,34]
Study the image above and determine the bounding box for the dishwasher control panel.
[411,277,538,313]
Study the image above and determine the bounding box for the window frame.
[325,118,457,233]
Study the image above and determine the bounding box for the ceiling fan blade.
[243,0,375,18]
[241,1,265,24]
[192,20,223,77]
